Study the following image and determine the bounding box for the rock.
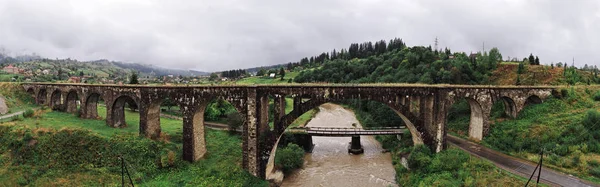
[0,96,8,115]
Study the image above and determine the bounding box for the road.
[448,135,598,187]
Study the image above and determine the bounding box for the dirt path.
[0,110,25,120]
[448,135,598,187]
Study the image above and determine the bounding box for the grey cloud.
[0,0,598,72]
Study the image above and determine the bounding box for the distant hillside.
[1,57,209,77]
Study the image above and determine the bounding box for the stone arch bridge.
[22,83,555,179]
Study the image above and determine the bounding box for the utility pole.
[482,41,485,52]
[434,37,439,51]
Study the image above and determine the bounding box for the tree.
[517,62,525,74]
[551,63,554,69]
[279,67,285,80]
[79,71,84,77]
[209,73,218,81]
[488,48,502,63]
[129,72,139,84]
[528,53,535,65]
[516,74,521,85]
[256,68,266,76]
[535,56,540,65]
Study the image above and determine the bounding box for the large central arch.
[274,96,423,146]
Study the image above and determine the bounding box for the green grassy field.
[447,86,600,183]
[0,106,268,186]
[236,71,300,85]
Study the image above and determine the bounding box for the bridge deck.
[22,82,557,89]
[287,127,405,136]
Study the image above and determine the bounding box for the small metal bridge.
[286,126,406,136]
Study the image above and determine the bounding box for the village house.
[68,76,81,83]
[2,64,21,74]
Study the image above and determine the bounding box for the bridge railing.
[286,126,406,136]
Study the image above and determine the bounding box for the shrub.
[429,148,469,172]
[593,91,600,101]
[583,110,600,132]
[10,115,22,121]
[275,143,305,174]
[225,112,243,133]
[407,145,432,172]
[23,109,34,118]
[590,167,600,177]
[560,88,569,98]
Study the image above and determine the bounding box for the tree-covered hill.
[0,56,209,82]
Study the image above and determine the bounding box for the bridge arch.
[26,88,34,96]
[447,96,489,141]
[50,89,63,110]
[276,97,422,145]
[465,98,484,141]
[525,95,543,106]
[110,95,139,128]
[37,88,47,105]
[65,90,80,114]
[83,92,103,119]
[499,96,517,118]
[140,93,246,162]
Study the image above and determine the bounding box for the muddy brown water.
[281,103,397,187]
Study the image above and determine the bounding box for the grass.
[447,86,600,184]
[0,106,267,186]
[235,71,300,85]
[396,147,531,186]
[490,64,595,85]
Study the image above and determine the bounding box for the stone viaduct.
[22,83,555,179]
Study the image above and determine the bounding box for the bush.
[593,91,600,101]
[590,167,600,177]
[407,145,432,172]
[23,109,34,118]
[560,88,570,99]
[10,115,22,121]
[583,110,600,132]
[275,143,305,173]
[225,112,243,133]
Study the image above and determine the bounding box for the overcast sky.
[0,0,599,72]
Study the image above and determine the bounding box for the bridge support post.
[243,88,269,179]
[181,102,207,162]
[419,92,449,153]
[348,136,364,154]
[139,99,161,140]
[65,94,78,114]
[294,134,314,153]
[273,95,286,135]
[293,96,302,111]
[410,96,420,117]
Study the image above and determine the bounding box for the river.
[281,103,397,187]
